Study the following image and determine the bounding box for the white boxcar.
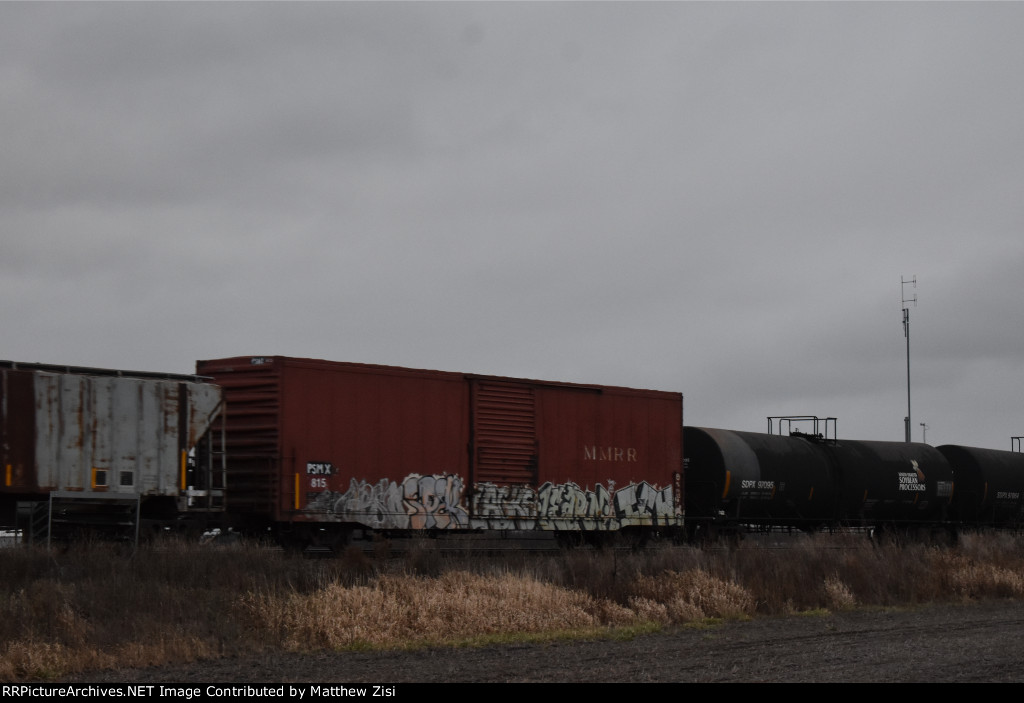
[1,361,223,536]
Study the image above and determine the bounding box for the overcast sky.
[3,2,1023,449]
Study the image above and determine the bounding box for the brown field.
[4,531,1024,682]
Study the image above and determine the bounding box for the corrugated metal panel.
[197,358,281,515]
[473,382,537,484]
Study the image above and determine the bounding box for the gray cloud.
[3,2,1023,451]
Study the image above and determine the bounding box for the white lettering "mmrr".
[583,446,638,462]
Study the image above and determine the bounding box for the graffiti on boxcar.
[536,481,614,530]
[612,481,674,526]
[534,481,675,529]
[402,473,470,529]
[308,477,407,529]
[307,473,470,529]
[468,480,677,530]
[306,474,674,530]
[470,483,537,530]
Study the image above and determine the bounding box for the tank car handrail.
[767,415,837,442]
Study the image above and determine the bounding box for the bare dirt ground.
[66,600,1024,683]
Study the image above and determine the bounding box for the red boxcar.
[196,356,683,543]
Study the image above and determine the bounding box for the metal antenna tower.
[902,276,917,442]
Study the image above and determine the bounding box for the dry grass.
[239,571,632,651]
[4,531,1024,681]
